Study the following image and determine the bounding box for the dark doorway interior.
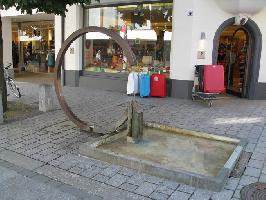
[217,26,251,98]
[213,18,263,100]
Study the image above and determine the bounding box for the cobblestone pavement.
[2,81,266,200]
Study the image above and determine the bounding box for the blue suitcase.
[140,74,150,97]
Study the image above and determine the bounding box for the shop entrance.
[12,18,55,75]
[217,26,251,98]
[213,17,262,100]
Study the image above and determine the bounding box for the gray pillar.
[18,23,24,73]
[39,84,55,112]
[0,93,3,124]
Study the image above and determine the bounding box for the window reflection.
[84,2,172,76]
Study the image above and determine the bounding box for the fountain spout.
[127,100,143,144]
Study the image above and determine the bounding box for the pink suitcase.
[204,65,225,93]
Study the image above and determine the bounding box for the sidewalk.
[1,82,266,200]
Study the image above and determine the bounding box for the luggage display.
[150,74,166,97]
[192,65,225,107]
[139,74,150,97]
[127,72,139,95]
[204,65,225,93]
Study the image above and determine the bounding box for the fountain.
[53,26,246,192]
[80,100,246,192]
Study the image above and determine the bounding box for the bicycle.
[3,63,21,98]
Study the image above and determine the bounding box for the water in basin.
[98,127,237,177]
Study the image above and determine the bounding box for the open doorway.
[217,26,251,98]
[11,15,55,75]
[213,18,262,100]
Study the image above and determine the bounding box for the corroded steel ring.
[54,26,137,131]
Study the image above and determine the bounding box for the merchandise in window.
[83,2,172,76]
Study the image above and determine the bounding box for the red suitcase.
[204,65,225,93]
[150,74,166,97]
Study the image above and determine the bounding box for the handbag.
[142,56,152,65]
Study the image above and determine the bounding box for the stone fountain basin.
[80,123,246,191]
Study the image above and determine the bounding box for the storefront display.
[83,2,172,77]
[12,21,55,73]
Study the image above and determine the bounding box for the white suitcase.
[127,72,139,95]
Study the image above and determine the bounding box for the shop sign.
[197,51,206,59]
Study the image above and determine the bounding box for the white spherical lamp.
[214,0,266,15]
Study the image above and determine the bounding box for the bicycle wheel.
[7,78,21,98]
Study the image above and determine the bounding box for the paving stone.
[93,161,110,169]
[100,165,121,177]
[135,182,158,197]
[233,189,241,199]
[0,176,80,200]
[251,152,266,161]
[45,178,63,188]
[161,180,180,190]
[211,190,234,200]
[31,174,53,183]
[1,160,13,168]
[105,174,128,187]
[119,183,138,192]
[262,167,266,174]
[225,178,240,191]
[0,150,44,170]
[127,174,145,186]
[36,164,150,200]
[118,168,136,177]
[239,175,258,186]
[247,159,264,169]
[80,167,101,178]
[259,174,266,182]
[190,189,213,200]
[176,184,195,194]
[245,143,256,152]
[144,175,164,185]
[48,159,63,167]
[149,191,169,200]
[243,167,261,178]
[58,184,102,200]
[0,166,18,184]
[236,184,245,191]
[168,191,191,200]
[37,153,61,163]
[19,169,39,178]
[7,164,24,173]
[69,166,84,175]
[92,174,110,183]
[156,185,174,196]
[58,161,76,170]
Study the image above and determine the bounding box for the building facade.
[2,0,266,99]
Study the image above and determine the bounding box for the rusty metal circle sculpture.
[240,182,266,200]
[54,26,137,132]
